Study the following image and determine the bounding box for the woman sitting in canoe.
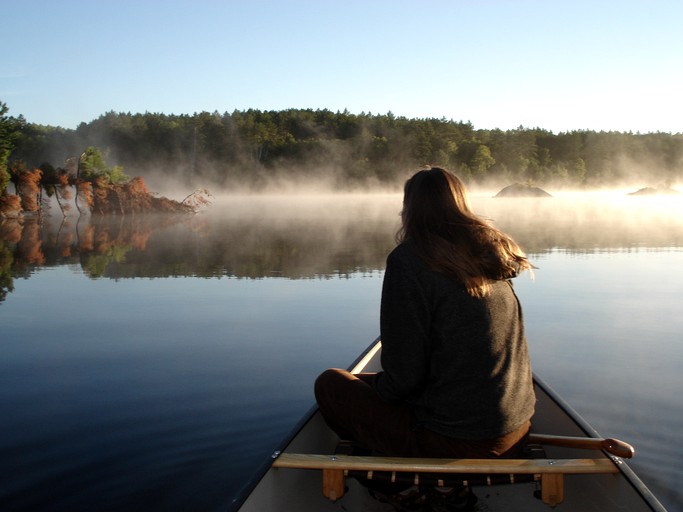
[315,167,536,460]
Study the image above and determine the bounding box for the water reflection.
[2,192,682,511]
[2,193,682,302]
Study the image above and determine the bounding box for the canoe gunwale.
[229,337,382,511]
[533,374,667,512]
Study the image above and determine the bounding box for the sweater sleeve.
[373,246,431,404]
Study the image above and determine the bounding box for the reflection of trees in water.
[0,241,13,302]
[1,218,30,301]
[1,195,682,301]
[0,215,164,300]
[0,197,399,300]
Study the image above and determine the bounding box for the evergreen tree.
[0,102,25,193]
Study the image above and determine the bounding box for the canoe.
[232,337,666,511]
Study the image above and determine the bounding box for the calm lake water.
[1,191,682,511]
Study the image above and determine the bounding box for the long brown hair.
[397,167,532,297]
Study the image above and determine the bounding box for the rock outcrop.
[494,183,552,198]
[1,177,206,218]
[89,177,195,215]
[628,186,680,196]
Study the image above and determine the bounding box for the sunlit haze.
[3,0,682,134]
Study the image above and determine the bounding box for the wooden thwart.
[273,453,619,474]
[272,453,619,507]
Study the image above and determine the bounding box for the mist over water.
[10,188,682,277]
[1,190,682,511]
[475,191,683,253]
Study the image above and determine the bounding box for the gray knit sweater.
[372,242,536,439]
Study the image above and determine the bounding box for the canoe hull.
[233,339,665,511]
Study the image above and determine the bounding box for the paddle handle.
[528,434,635,459]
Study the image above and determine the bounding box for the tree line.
[3,102,683,194]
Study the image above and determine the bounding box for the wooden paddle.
[528,434,635,458]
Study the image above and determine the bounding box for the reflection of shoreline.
[0,215,199,301]
[2,195,682,300]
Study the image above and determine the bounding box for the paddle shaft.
[528,434,634,459]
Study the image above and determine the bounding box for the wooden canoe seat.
[272,453,619,507]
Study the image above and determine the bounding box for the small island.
[494,183,552,198]
[0,146,210,219]
[627,185,680,196]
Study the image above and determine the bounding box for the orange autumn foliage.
[17,169,43,212]
[60,232,73,257]
[54,171,72,214]
[0,217,22,243]
[56,173,70,187]
[77,182,94,209]
[78,224,95,252]
[16,221,45,265]
[128,230,151,251]
[127,177,149,194]
[0,195,22,218]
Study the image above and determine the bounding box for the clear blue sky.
[3,0,682,133]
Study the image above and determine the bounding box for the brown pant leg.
[314,368,530,458]
[408,420,531,458]
[314,368,416,455]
